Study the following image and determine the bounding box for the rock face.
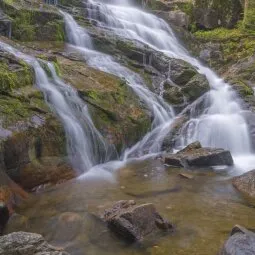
[193,0,243,29]
[103,200,173,242]
[165,141,234,167]
[0,232,70,254]
[232,170,255,198]
[219,225,255,255]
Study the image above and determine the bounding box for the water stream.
[62,11,175,159]
[84,0,254,170]
[0,41,115,174]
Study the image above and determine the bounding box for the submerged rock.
[232,170,255,199]
[219,225,255,255]
[103,200,173,242]
[165,141,234,167]
[0,231,70,254]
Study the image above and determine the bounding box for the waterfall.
[61,11,174,157]
[0,41,115,174]
[83,0,253,158]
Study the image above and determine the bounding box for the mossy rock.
[0,53,34,93]
[193,0,243,29]
[163,86,184,105]
[57,56,151,151]
[181,74,210,102]
[0,0,65,41]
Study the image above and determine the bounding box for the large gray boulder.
[0,232,70,255]
[103,200,173,242]
[219,225,255,255]
[232,170,255,199]
[165,141,234,167]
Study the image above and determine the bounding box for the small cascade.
[83,0,253,160]
[61,11,174,157]
[0,41,115,174]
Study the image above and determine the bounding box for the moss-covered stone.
[193,0,243,29]
[0,53,33,93]
[0,0,65,42]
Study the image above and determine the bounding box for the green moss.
[232,80,254,97]
[194,26,255,65]
[0,60,33,93]
[53,61,61,76]
[243,0,255,32]
[194,28,244,41]
[176,1,194,16]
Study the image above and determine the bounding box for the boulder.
[193,0,243,29]
[219,225,255,255]
[156,10,190,28]
[232,170,255,199]
[103,200,173,242]
[0,231,70,254]
[165,141,234,167]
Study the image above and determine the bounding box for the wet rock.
[165,141,234,167]
[0,231,70,254]
[162,115,189,151]
[219,225,255,255]
[232,170,255,199]
[103,200,173,242]
[178,172,194,179]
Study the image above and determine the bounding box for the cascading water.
[83,0,254,168]
[0,41,115,174]
[61,11,175,158]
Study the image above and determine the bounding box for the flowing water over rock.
[84,0,254,170]
[62,11,175,158]
[0,41,115,174]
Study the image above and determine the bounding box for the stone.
[0,231,70,254]
[178,172,194,179]
[232,170,255,199]
[193,0,243,29]
[156,10,190,28]
[103,200,173,242]
[165,141,234,167]
[219,225,255,255]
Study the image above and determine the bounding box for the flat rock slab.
[103,200,173,242]
[0,232,70,255]
[232,170,255,198]
[165,141,233,168]
[219,225,255,255]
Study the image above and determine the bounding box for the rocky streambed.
[1,156,255,255]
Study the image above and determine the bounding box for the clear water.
[7,160,255,255]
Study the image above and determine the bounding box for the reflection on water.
[9,160,255,255]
